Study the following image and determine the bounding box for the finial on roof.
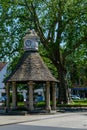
[23,29,39,40]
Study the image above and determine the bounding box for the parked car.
[71,95,80,100]
[34,95,43,102]
[0,96,6,102]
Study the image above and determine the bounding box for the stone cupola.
[23,30,39,51]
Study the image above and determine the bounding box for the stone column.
[6,82,10,109]
[28,81,34,111]
[12,82,17,109]
[52,82,56,110]
[46,81,51,112]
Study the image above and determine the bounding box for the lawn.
[4,99,87,108]
[57,99,87,107]
[72,99,87,106]
[34,99,87,108]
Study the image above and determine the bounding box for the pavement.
[0,111,87,129]
[0,110,58,126]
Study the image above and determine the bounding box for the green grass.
[18,102,24,106]
[7,99,87,108]
[35,100,87,107]
[35,101,46,107]
[72,99,87,106]
[57,99,87,107]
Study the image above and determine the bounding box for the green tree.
[66,44,87,87]
[0,0,87,103]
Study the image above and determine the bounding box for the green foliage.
[10,92,23,102]
[0,0,32,61]
[35,101,45,108]
[65,44,87,86]
[39,45,58,78]
[17,93,23,102]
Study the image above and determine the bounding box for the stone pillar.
[52,82,56,110]
[46,81,51,112]
[12,82,17,109]
[28,81,34,111]
[6,82,10,109]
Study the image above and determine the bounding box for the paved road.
[0,112,87,130]
[19,112,87,130]
[0,124,86,130]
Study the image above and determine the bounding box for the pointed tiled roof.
[5,51,57,83]
[0,62,7,71]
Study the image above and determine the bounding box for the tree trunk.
[57,66,68,104]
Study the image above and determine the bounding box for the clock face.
[25,39,32,47]
[24,39,38,51]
